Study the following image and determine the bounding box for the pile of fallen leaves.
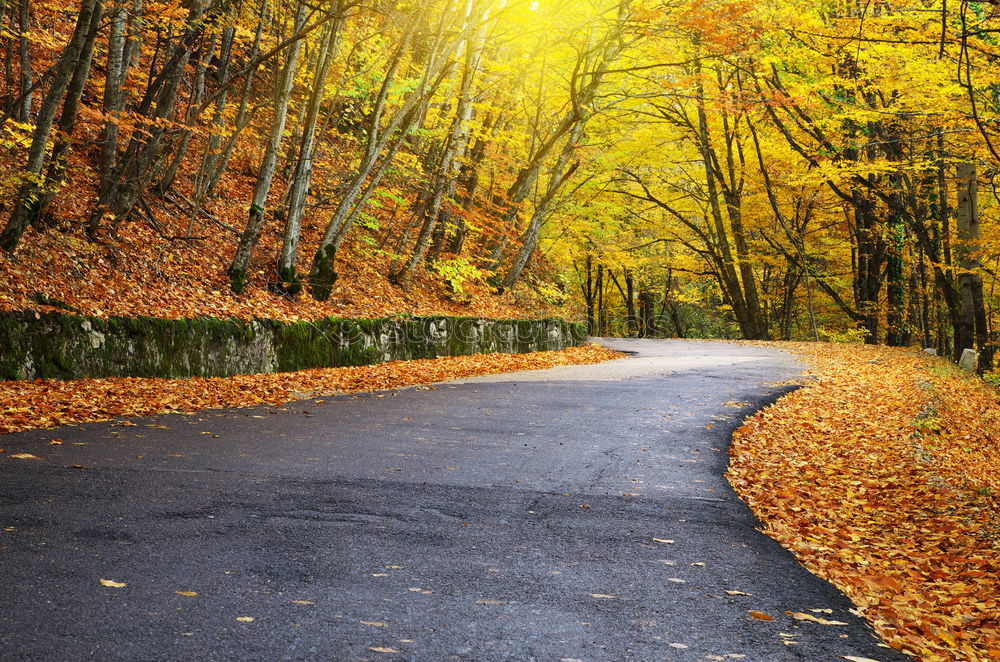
[729,343,1000,661]
[0,344,622,435]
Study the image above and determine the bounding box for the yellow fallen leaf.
[9,453,43,460]
[290,600,313,605]
[236,616,254,622]
[175,591,198,597]
[725,590,751,596]
[842,657,881,662]
[787,611,847,626]
[368,647,401,654]
[590,593,617,599]
[99,578,126,588]
[749,610,774,621]
[652,538,675,544]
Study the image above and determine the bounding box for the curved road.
[1,339,909,661]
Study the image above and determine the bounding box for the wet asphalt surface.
[0,338,911,661]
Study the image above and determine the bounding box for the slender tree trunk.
[34,0,104,223]
[16,0,32,122]
[276,15,343,293]
[197,4,265,203]
[501,120,583,289]
[308,9,472,301]
[156,32,218,195]
[391,0,484,285]
[92,0,129,214]
[694,74,754,339]
[0,0,100,253]
[227,2,308,293]
[955,161,992,370]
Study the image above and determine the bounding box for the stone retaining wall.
[0,312,586,381]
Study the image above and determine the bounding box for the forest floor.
[0,194,570,323]
[729,342,1000,661]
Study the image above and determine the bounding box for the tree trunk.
[391,0,484,286]
[955,161,992,370]
[308,9,472,301]
[227,2,308,294]
[0,0,101,253]
[501,120,583,289]
[16,0,32,122]
[276,15,343,293]
[34,0,104,223]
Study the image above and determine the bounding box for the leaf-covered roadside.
[729,343,1000,661]
[0,344,622,436]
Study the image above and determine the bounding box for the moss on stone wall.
[0,311,586,381]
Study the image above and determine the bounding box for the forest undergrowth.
[730,343,1000,661]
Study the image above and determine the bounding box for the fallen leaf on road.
[475,600,507,605]
[652,538,675,544]
[175,591,198,597]
[8,453,42,460]
[787,611,847,625]
[99,579,126,588]
[290,600,313,605]
[368,647,401,654]
[590,593,616,599]
[749,611,774,621]
[669,642,689,649]
[842,657,881,662]
[361,621,388,627]
[725,590,751,596]
[235,616,253,623]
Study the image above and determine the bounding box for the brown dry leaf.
[748,610,774,621]
[99,579,126,588]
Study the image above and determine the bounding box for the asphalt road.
[0,338,910,662]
